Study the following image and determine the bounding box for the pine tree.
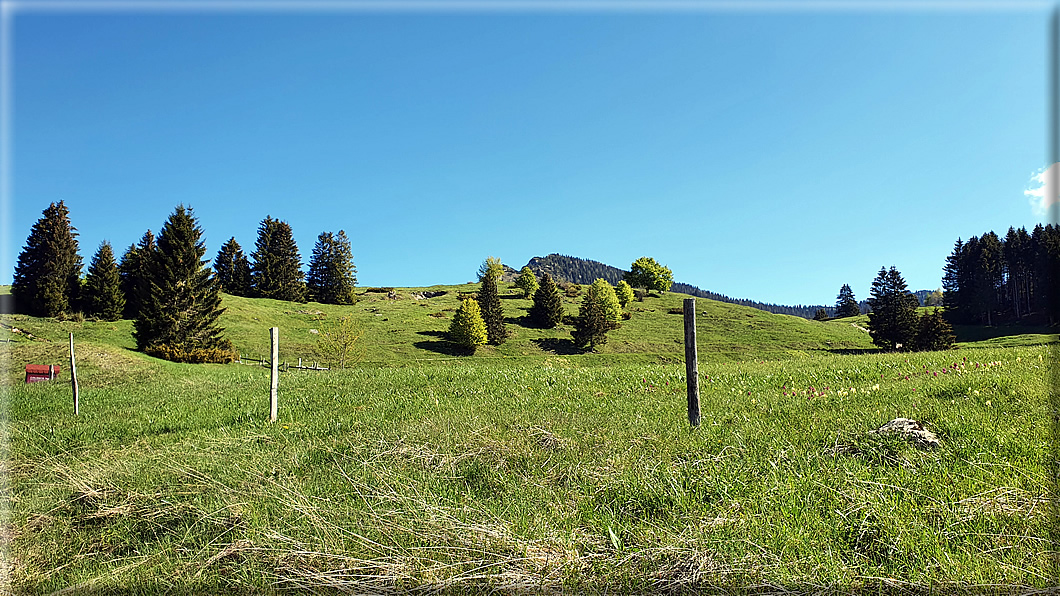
[133,205,234,363]
[449,297,488,354]
[83,241,125,321]
[12,200,83,317]
[914,308,956,352]
[529,272,564,329]
[813,308,829,321]
[119,231,156,320]
[306,230,357,305]
[515,266,539,298]
[615,280,634,308]
[214,237,252,297]
[571,279,622,351]
[251,216,306,302]
[476,270,508,345]
[834,284,860,318]
[866,266,919,351]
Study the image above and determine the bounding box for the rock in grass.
[872,418,940,450]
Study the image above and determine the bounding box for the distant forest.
[519,254,887,320]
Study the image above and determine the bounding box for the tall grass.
[4,340,1052,592]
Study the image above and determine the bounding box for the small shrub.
[145,341,238,364]
[633,288,647,302]
[621,311,632,320]
[364,287,395,293]
[565,283,582,298]
[668,306,684,315]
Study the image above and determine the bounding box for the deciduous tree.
[316,314,364,368]
[83,241,125,321]
[624,257,673,292]
[12,200,83,317]
[478,256,503,282]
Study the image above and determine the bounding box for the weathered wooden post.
[270,327,279,423]
[69,333,79,415]
[683,299,700,427]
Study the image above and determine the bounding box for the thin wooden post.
[298,357,302,368]
[270,327,279,423]
[683,299,700,427]
[69,333,79,415]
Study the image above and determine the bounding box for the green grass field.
[2,285,1056,592]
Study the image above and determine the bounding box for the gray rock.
[872,418,940,449]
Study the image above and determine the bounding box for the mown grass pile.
[1,287,1056,592]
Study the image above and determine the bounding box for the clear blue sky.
[5,3,1055,307]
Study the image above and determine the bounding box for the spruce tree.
[914,308,956,352]
[529,272,564,329]
[571,279,622,351]
[306,230,357,305]
[251,216,306,302]
[476,270,508,345]
[449,297,488,354]
[866,266,919,351]
[813,308,829,321]
[83,241,125,321]
[834,284,860,318]
[12,200,83,317]
[214,237,252,297]
[615,280,634,308]
[133,205,233,362]
[515,266,539,298]
[118,231,156,320]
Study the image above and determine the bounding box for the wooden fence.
[237,354,329,371]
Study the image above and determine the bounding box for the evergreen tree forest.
[943,224,1060,325]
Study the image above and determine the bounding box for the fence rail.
[237,354,329,371]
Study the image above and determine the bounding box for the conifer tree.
[476,269,508,345]
[12,200,83,317]
[133,205,233,362]
[914,308,955,352]
[813,308,829,321]
[867,266,919,351]
[251,216,306,302]
[614,280,634,308]
[119,231,156,320]
[515,266,539,298]
[83,241,125,321]
[571,279,622,351]
[306,230,357,305]
[834,284,860,318]
[529,272,564,329]
[449,297,488,354]
[214,237,252,297]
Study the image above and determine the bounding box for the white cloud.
[1026,163,1059,221]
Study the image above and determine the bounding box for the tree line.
[942,224,1060,326]
[11,201,358,363]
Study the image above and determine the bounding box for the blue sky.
[4,3,1055,307]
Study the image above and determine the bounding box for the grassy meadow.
[1,283,1056,592]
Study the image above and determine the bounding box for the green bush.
[145,341,237,364]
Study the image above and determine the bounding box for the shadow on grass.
[413,339,471,357]
[532,337,582,355]
[417,330,447,338]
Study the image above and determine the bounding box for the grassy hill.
[1,284,1055,592]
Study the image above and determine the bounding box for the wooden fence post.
[270,327,279,423]
[683,299,700,427]
[69,333,79,415]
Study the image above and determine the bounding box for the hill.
[519,254,869,319]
